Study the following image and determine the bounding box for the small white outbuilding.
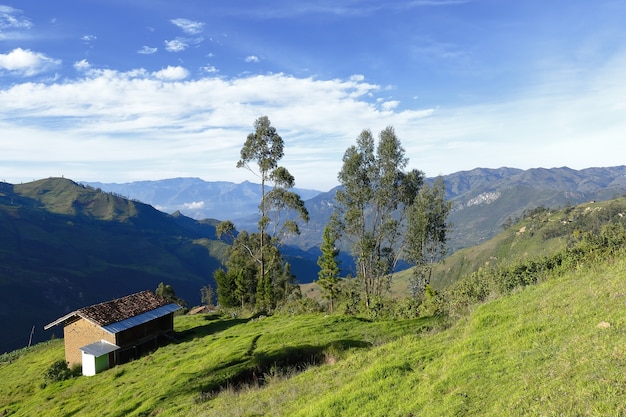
[79,340,120,376]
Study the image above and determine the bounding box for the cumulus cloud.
[138,46,158,54]
[3,55,624,189]
[171,18,204,35]
[81,34,97,42]
[381,100,400,111]
[165,39,187,52]
[0,68,436,188]
[0,48,61,76]
[184,201,205,209]
[73,59,91,71]
[245,55,260,63]
[152,65,189,80]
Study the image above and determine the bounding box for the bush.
[275,297,324,315]
[43,359,78,385]
[418,285,446,317]
[392,296,422,319]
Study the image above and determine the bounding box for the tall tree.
[236,116,284,304]
[216,116,309,311]
[317,219,341,312]
[335,127,424,309]
[405,177,453,297]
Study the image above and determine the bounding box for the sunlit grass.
[3,255,626,416]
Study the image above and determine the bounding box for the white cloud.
[73,59,91,71]
[138,46,158,55]
[171,18,204,35]
[2,50,626,190]
[81,34,97,42]
[0,48,61,76]
[165,39,187,52]
[201,65,218,74]
[381,100,400,111]
[184,201,205,209]
[245,55,260,63]
[152,66,189,80]
[0,5,32,30]
[0,69,430,188]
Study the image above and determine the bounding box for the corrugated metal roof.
[79,340,120,356]
[101,303,181,334]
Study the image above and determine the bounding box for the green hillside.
[2,232,626,415]
[390,197,626,295]
[0,178,227,352]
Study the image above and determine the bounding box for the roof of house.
[100,303,181,334]
[44,290,181,332]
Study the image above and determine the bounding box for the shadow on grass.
[194,339,371,402]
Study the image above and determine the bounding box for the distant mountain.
[440,166,626,251]
[0,178,228,353]
[85,178,322,221]
[284,165,626,255]
[85,165,626,260]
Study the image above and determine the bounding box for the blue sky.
[1,0,625,190]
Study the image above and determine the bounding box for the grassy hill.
[2,237,626,415]
[389,197,626,296]
[0,178,228,353]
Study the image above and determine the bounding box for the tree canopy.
[334,126,450,309]
[215,116,308,311]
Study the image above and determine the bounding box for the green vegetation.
[316,220,342,312]
[391,198,626,294]
[405,176,453,297]
[3,225,626,415]
[5,166,626,414]
[334,126,450,308]
[0,313,437,416]
[215,116,309,311]
[0,177,227,352]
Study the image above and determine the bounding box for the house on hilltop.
[44,290,181,376]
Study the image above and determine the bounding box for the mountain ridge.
[0,178,228,353]
[86,165,626,252]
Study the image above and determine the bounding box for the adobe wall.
[63,319,115,367]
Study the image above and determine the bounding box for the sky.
[1,0,625,191]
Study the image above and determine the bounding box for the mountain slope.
[2,243,625,416]
[390,196,626,295]
[0,178,227,353]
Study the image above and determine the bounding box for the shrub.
[43,359,78,385]
[275,297,324,315]
[392,296,422,319]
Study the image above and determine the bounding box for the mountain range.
[87,165,626,253]
[3,165,626,353]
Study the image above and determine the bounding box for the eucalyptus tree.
[215,116,309,310]
[335,126,424,309]
[405,176,453,297]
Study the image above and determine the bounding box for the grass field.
[3,247,626,416]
